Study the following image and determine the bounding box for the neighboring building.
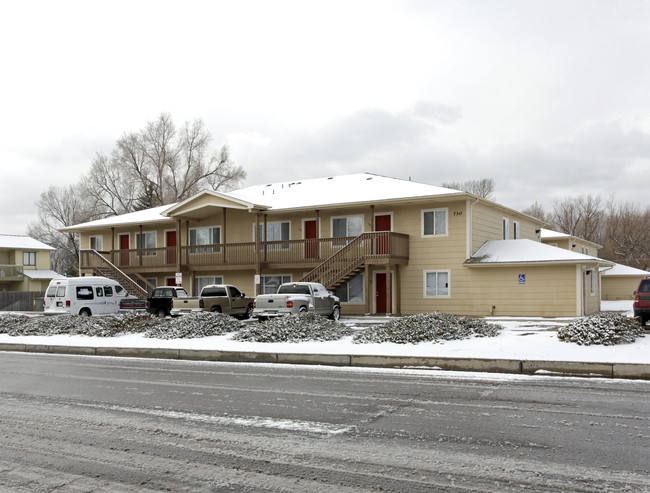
[600,263,650,301]
[540,228,602,256]
[61,173,612,317]
[0,235,61,292]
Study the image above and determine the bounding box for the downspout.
[467,198,480,259]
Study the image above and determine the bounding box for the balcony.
[80,232,409,273]
[0,265,24,281]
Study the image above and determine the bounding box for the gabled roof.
[465,239,613,267]
[600,263,650,277]
[161,189,266,220]
[540,228,602,249]
[229,173,464,211]
[60,204,175,232]
[0,235,55,251]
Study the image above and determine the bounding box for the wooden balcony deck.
[80,232,409,273]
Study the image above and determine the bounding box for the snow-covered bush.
[145,312,244,339]
[353,312,502,344]
[233,313,353,342]
[557,313,645,346]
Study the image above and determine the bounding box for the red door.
[166,277,176,287]
[376,272,392,314]
[374,214,391,255]
[304,220,318,259]
[166,231,177,265]
[119,234,130,266]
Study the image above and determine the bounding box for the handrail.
[84,250,149,297]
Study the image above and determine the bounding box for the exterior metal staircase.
[86,250,151,298]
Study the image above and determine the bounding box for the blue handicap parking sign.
[518,274,526,285]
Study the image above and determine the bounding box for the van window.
[46,287,57,297]
[115,286,125,296]
[96,287,104,297]
[56,286,66,297]
[77,286,94,300]
[104,286,113,297]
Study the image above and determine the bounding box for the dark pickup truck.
[119,286,190,318]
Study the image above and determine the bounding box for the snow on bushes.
[557,313,645,346]
[353,312,502,344]
[145,312,244,339]
[233,312,353,343]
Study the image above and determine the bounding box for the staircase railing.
[300,232,408,289]
[84,250,151,298]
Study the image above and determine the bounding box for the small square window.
[424,271,450,297]
[422,209,448,237]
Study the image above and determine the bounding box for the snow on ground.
[0,300,648,364]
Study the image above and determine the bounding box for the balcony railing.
[0,265,24,281]
[80,232,409,271]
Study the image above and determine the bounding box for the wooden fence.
[0,291,45,312]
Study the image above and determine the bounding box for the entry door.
[374,214,391,255]
[166,277,176,287]
[376,272,392,314]
[304,220,318,259]
[166,231,177,265]
[119,234,130,266]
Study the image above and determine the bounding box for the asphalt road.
[0,352,649,492]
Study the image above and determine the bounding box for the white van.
[44,276,130,316]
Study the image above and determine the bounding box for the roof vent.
[366,177,372,180]
[328,177,333,180]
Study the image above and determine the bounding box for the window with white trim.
[332,215,363,238]
[335,273,364,303]
[260,275,291,294]
[257,221,290,250]
[190,226,221,253]
[424,270,450,297]
[589,270,596,296]
[23,252,36,266]
[136,231,156,255]
[89,235,103,251]
[513,221,520,240]
[194,275,224,295]
[422,209,447,237]
[502,218,509,240]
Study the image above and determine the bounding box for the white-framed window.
[589,270,597,296]
[190,226,221,253]
[89,235,103,251]
[513,221,520,240]
[257,221,290,249]
[23,252,36,266]
[502,218,509,240]
[332,215,364,238]
[260,274,291,294]
[421,208,448,237]
[136,231,157,256]
[194,275,224,295]
[424,270,450,298]
[335,273,364,303]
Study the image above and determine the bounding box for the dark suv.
[633,277,650,325]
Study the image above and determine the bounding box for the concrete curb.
[1,342,649,380]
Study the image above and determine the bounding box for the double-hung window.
[190,226,221,253]
[23,252,36,266]
[332,215,363,245]
[513,221,520,240]
[195,275,224,295]
[424,270,450,297]
[136,232,156,256]
[260,275,291,294]
[89,236,103,251]
[335,273,364,303]
[422,209,447,237]
[502,218,509,240]
[258,221,290,250]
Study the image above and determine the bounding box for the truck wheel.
[299,306,308,314]
[243,304,253,319]
[211,305,222,313]
[329,305,341,321]
[156,308,167,318]
[79,308,91,317]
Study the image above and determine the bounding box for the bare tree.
[28,184,100,276]
[550,194,605,244]
[601,201,650,270]
[521,201,549,223]
[87,113,246,213]
[443,178,496,200]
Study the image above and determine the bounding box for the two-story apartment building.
[62,173,612,317]
[0,235,60,292]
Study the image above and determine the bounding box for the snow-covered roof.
[539,228,571,239]
[600,263,650,277]
[229,173,463,211]
[0,235,55,251]
[61,204,176,232]
[23,270,64,280]
[466,239,612,266]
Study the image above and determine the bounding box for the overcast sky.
[2,0,650,235]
